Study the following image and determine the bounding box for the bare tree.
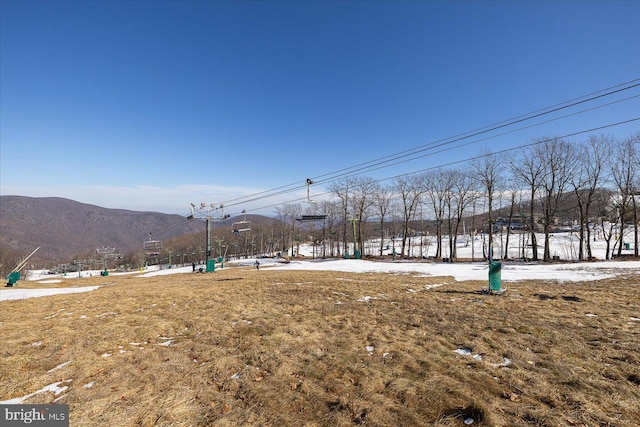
[571,135,613,260]
[274,204,295,255]
[329,177,354,257]
[634,132,640,257]
[536,137,577,262]
[372,182,394,256]
[502,188,518,260]
[447,169,475,261]
[595,188,619,260]
[611,135,639,257]
[393,174,423,258]
[509,145,544,260]
[423,169,448,259]
[350,176,377,257]
[471,150,505,262]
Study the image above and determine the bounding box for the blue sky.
[1,0,639,215]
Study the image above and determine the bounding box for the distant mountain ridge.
[0,195,204,266]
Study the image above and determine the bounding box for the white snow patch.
[1,286,99,302]
[47,361,71,373]
[0,380,72,404]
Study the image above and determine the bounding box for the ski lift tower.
[96,246,120,276]
[143,233,163,265]
[187,202,230,272]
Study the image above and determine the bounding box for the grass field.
[1,266,639,426]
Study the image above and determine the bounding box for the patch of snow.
[1,380,72,404]
[454,348,472,356]
[83,381,95,389]
[1,286,99,302]
[493,357,512,368]
[47,361,71,373]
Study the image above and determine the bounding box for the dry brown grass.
[1,266,639,426]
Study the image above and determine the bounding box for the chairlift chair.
[232,210,251,235]
[297,179,327,222]
[143,236,162,257]
[296,214,328,222]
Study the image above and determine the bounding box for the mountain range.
[0,196,207,267]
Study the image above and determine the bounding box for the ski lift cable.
[221,94,639,210]
[307,81,640,183]
[217,80,639,208]
[307,95,640,186]
[241,117,640,214]
[300,88,640,187]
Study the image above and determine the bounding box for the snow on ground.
[2,230,638,302]
[268,258,639,282]
[0,286,100,302]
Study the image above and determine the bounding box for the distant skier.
[255,260,260,270]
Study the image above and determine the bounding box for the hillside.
[0,196,204,267]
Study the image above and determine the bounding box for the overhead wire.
[243,117,640,214]
[223,93,639,213]
[218,79,640,210]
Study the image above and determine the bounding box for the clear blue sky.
[1,0,639,215]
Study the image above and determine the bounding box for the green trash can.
[624,242,631,250]
[344,251,349,259]
[489,261,502,292]
[206,259,215,272]
[354,250,361,260]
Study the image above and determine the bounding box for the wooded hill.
[0,196,204,272]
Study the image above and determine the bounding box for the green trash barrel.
[489,261,502,292]
[354,250,361,260]
[624,242,631,250]
[206,259,215,272]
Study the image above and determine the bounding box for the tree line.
[278,132,639,262]
[47,132,640,271]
